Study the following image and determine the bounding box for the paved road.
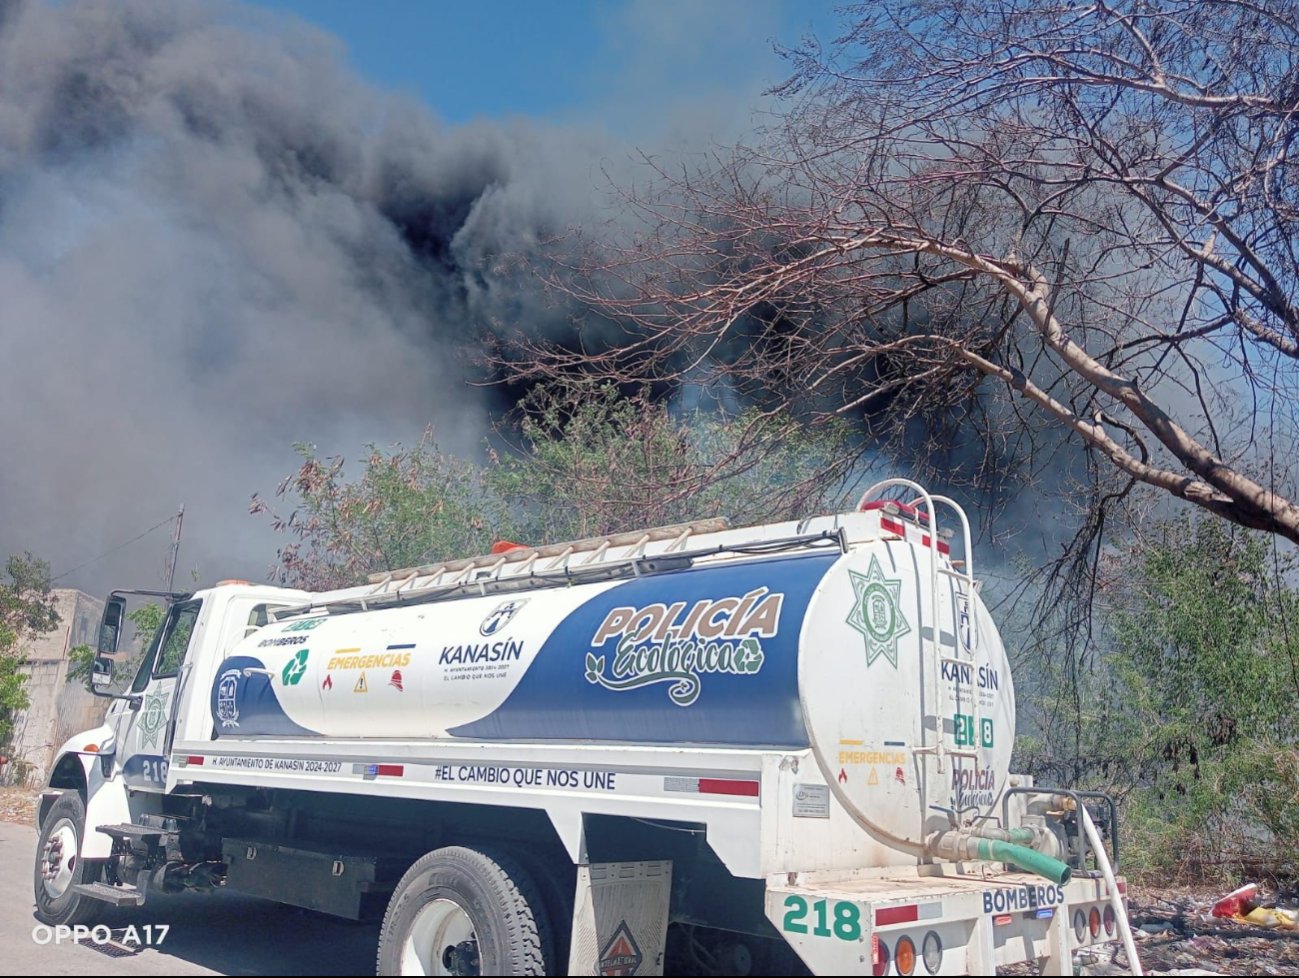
[1,821,379,976]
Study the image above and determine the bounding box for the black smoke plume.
[0,0,619,589]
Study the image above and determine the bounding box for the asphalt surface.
[1,821,379,976]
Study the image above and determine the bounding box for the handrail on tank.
[924,492,982,776]
[856,478,945,557]
[858,479,945,772]
[918,494,974,585]
[856,480,976,579]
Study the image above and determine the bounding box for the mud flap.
[568,861,672,976]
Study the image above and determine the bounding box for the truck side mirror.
[99,596,125,655]
[91,658,114,691]
[91,596,126,695]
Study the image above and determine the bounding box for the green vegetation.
[254,382,856,590]
[1017,519,1299,882]
[250,432,512,591]
[494,383,855,542]
[0,554,61,758]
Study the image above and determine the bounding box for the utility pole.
[165,505,185,592]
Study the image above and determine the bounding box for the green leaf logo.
[733,637,765,674]
[281,648,310,686]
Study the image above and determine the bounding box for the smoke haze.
[0,0,788,593]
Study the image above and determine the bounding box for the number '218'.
[140,758,169,783]
[781,895,862,940]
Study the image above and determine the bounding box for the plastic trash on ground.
[1210,882,1258,919]
[1240,905,1297,930]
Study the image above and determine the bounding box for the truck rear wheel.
[377,845,552,977]
[33,792,102,926]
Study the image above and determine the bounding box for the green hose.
[974,838,1072,885]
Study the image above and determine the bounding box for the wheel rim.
[401,897,480,976]
[40,818,79,900]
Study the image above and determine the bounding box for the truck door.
[109,598,204,790]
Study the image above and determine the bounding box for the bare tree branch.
[499,0,1299,564]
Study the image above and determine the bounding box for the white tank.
[209,503,1013,851]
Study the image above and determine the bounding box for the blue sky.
[255,1,842,131]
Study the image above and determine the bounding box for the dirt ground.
[0,785,36,826]
[1110,885,1299,977]
[4,785,1294,976]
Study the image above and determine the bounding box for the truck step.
[71,882,145,907]
[96,822,164,843]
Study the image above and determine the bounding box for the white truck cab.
[101,584,308,793]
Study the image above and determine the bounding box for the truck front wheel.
[33,792,102,926]
[377,845,552,977]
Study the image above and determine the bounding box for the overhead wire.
[50,515,178,583]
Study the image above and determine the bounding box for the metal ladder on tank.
[275,515,849,622]
[269,521,728,620]
[857,480,986,778]
[362,519,729,601]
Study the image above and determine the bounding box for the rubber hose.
[1080,804,1143,976]
[975,838,1072,885]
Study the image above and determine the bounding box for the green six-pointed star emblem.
[138,688,169,748]
[845,555,911,667]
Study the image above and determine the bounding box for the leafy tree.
[1017,518,1299,879]
[0,554,61,756]
[0,656,29,759]
[251,430,515,590]
[0,553,60,649]
[254,384,858,588]
[490,381,857,542]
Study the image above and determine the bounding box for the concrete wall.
[4,590,108,786]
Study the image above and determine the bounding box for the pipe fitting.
[926,830,1072,885]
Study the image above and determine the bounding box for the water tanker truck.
[34,480,1136,976]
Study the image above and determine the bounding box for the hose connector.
[927,830,1072,885]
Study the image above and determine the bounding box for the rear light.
[1073,909,1087,941]
[872,936,890,977]
[1103,905,1116,936]
[921,931,942,973]
[895,935,916,976]
[1089,907,1101,938]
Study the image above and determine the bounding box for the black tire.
[33,792,102,926]
[377,845,551,977]
[514,850,573,972]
